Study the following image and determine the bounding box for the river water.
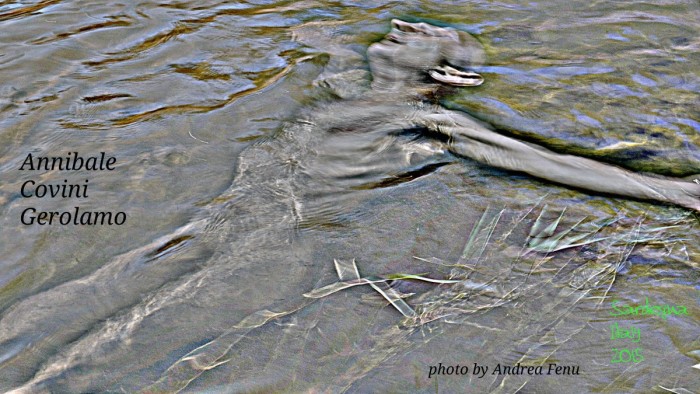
[0,1,698,392]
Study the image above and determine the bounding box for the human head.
[367,19,485,92]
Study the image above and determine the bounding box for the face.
[367,19,485,90]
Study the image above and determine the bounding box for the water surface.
[0,0,698,392]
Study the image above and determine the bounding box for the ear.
[428,65,484,86]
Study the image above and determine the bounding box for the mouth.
[383,33,402,44]
[379,33,404,46]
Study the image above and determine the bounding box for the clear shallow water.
[0,1,698,392]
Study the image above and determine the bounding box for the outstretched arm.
[418,110,700,212]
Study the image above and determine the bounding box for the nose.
[391,19,407,31]
[391,19,423,34]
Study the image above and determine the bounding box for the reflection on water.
[0,0,698,392]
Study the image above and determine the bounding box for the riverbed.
[0,1,698,392]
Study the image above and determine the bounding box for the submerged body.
[1,19,698,393]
